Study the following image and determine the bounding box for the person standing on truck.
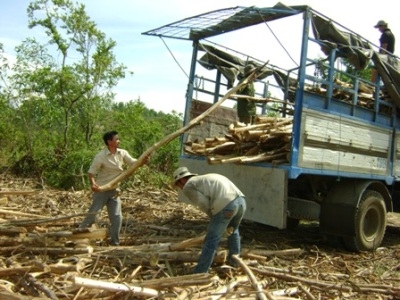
[236,64,257,124]
[372,20,396,84]
[79,130,149,246]
[374,20,395,54]
[173,166,247,273]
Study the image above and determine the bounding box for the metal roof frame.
[142,4,307,41]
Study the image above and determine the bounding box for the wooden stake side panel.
[179,157,288,229]
[299,109,391,176]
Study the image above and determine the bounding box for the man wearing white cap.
[173,166,247,273]
[374,20,395,54]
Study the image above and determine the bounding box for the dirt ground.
[1,173,400,299]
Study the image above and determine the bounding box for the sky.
[1,0,399,114]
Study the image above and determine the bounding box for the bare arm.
[88,173,100,192]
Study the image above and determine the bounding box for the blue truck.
[143,3,400,251]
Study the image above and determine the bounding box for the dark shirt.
[379,28,395,54]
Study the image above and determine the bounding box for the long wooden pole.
[98,69,261,191]
[74,276,159,297]
[232,254,271,300]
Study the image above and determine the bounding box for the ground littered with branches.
[0,173,399,300]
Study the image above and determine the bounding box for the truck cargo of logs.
[183,76,394,166]
[184,116,293,165]
[306,77,393,115]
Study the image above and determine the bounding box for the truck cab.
[143,3,400,251]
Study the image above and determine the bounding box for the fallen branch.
[25,274,58,300]
[0,246,94,257]
[0,209,47,219]
[45,228,107,240]
[242,248,303,261]
[232,254,271,300]
[73,276,160,297]
[176,281,218,300]
[169,234,205,251]
[137,273,218,289]
[2,213,87,227]
[209,275,248,300]
[99,250,226,265]
[0,262,50,277]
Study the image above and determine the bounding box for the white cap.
[173,167,197,185]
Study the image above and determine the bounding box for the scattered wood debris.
[0,174,399,299]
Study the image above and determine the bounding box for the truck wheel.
[342,190,386,252]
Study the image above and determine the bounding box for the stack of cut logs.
[306,78,392,114]
[184,116,293,165]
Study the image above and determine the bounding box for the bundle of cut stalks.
[184,116,293,165]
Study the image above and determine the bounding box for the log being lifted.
[98,66,265,191]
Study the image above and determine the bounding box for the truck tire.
[342,190,386,252]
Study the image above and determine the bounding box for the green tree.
[1,0,127,178]
[25,0,126,150]
[316,57,372,84]
[0,43,23,166]
[108,100,182,184]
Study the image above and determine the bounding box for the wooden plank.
[300,146,388,175]
[304,111,390,153]
[299,109,390,175]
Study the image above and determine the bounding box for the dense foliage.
[0,0,182,190]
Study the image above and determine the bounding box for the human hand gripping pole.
[98,66,264,192]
